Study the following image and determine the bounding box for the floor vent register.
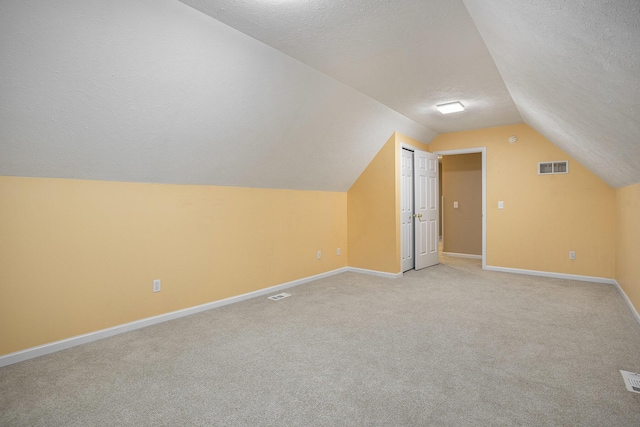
[268,293,291,301]
[620,370,640,393]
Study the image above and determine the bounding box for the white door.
[414,149,439,270]
[401,149,414,272]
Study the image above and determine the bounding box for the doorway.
[434,148,487,268]
[440,153,483,259]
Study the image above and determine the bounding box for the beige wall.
[347,134,397,273]
[616,183,640,313]
[347,132,429,274]
[0,177,347,356]
[441,153,482,256]
[2,124,628,358]
[430,124,615,278]
[438,163,443,237]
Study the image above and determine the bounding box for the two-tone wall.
[2,124,638,360]
[347,124,618,280]
[347,132,430,274]
[346,134,398,274]
[0,177,347,356]
[429,124,616,279]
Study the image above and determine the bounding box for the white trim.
[440,195,444,243]
[614,280,640,326]
[347,267,403,279]
[0,267,348,368]
[484,265,615,284]
[442,252,482,259]
[400,146,416,272]
[433,147,486,269]
[538,160,569,175]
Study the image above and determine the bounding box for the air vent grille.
[268,293,291,301]
[538,161,568,175]
[621,370,640,393]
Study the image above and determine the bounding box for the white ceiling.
[1,0,638,190]
[463,0,640,189]
[180,0,522,134]
[0,0,434,191]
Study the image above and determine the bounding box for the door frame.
[433,147,487,269]
[400,147,415,272]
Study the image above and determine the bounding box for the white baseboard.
[442,252,482,260]
[484,265,615,284]
[0,267,349,368]
[9,263,621,368]
[614,280,640,326]
[346,267,403,279]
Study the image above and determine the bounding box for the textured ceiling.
[463,0,640,188]
[180,0,522,134]
[1,0,639,190]
[0,0,434,191]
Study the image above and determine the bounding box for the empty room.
[1,0,639,425]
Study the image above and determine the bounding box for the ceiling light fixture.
[436,101,465,114]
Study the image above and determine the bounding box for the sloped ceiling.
[463,0,640,189]
[1,0,638,190]
[180,0,640,188]
[0,0,434,192]
[180,0,522,134]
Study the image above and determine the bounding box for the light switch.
[498,201,504,209]
[453,201,459,208]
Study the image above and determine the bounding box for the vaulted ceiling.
[1,0,638,190]
[464,0,640,189]
[180,0,522,134]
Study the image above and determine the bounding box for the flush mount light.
[436,101,465,114]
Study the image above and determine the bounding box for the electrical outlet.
[569,251,576,260]
[317,250,322,259]
[337,248,341,256]
[153,279,161,292]
[498,201,504,209]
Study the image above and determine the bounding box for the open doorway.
[440,153,482,259]
[434,148,487,268]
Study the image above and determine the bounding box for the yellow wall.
[0,177,347,356]
[347,134,397,273]
[1,125,625,357]
[616,183,640,312]
[347,132,430,274]
[442,153,482,256]
[430,124,615,278]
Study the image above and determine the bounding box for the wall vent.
[538,160,568,175]
[268,293,291,301]
[621,370,640,393]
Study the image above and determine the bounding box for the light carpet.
[2,256,640,426]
